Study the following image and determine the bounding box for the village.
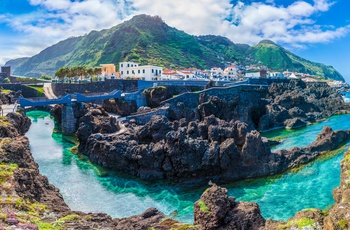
[96,61,348,88]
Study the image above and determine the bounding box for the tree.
[93,67,102,76]
[55,67,69,80]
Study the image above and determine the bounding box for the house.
[177,70,195,80]
[100,64,118,79]
[119,62,162,81]
[245,72,261,78]
[210,67,223,78]
[223,65,238,80]
[161,69,179,80]
[267,71,284,78]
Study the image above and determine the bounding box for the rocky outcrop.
[143,86,171,108]
[259,81,350,130]
[82,104,350,184]
[83,115,276,183]
[194,184,265,230]
[77,106,120,151]
[103,98,137,116]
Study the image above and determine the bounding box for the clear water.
[26,111,348,223]
[263,114,350,151]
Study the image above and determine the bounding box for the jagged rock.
[7,112,31,135]
[114,208,165,230]
[194,184,265,230]
[259,80,350,130]
[77,107,120,151]
[284,117,307,129]
[103,98,137,116]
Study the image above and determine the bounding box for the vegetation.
[198,200,209,213]
[39,75,52,80]
[27,85,45,97]
[339,219,348,228]
[248,40,344,81]
[8,15,344,81]
[55,66,101,80]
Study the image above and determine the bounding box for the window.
[127,70,129,74]
[143,69,145,73]
[121,64,123,67]
[132,70,135,74]
[131,64,133,67]
[159,70,162,75]
[152,69,154,73]
[121,71,123,75]
[138,70,140,74]
[127,64,130,67]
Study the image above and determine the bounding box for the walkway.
[43,83,57,99]
[18,90,123,107]
[1,104,17,116]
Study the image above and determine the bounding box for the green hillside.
[7,15,344,81]
[247,40,344,81]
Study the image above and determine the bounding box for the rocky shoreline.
[2,112,350,229]
[66,80,350,184]
[2,80,350,229]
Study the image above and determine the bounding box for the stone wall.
[1,84,42,98]
[52,79,138,96]
[161,84,269,109]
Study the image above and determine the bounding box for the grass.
[0,163,18,184]
[27,85,45,97]
[58,214,80,222]
[1,89,12,94]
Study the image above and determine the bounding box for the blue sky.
[1,0,350,81]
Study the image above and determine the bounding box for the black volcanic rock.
[194,184,265,230]
[258,81,350,130]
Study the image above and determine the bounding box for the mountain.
[7,14,344,81]
[246,40,344,80]
[5,57,30,74]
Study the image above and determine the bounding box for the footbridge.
[18,90,122,135]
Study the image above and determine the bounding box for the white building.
[245,72,261,78]
[210,67,223,78]
[223,65,238,79]
[119,62,162,81]
[177,70,195,80]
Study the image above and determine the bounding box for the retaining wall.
[161,84,269,109]
[52,79,138,96]
[1,84,42,98]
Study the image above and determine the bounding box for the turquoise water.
[26,111,348,222]
[264,114,350,151]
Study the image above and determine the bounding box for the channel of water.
[26,111,350,223]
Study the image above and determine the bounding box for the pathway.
[1,104,17,116]
[43,83,57,99]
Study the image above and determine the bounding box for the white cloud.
[0,0,349,65]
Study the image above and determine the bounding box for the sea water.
[26,111,348,222]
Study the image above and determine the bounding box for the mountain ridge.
[6,14,344,81]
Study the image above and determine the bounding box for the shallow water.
[26,111,348,222]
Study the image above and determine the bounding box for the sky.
[0,0,350,81]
